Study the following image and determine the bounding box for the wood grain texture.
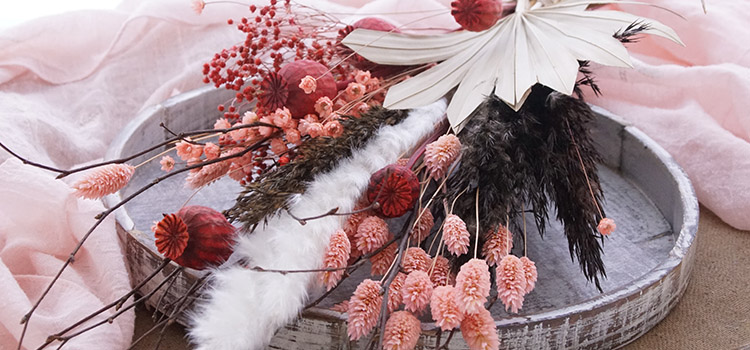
[105,89,698,349]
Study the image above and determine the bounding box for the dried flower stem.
[474,188,480,259]
[286,201,380,226]
[565,119,604,219]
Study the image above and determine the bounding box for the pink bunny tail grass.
[387,272,407,313]
[454,258,491,315]
[72,163,135,199]
[370,242,397,276]
[482,224,513,267]
[320,229,351,291]
[429,255,450,288]
[497,255,527,314]
[520,256,538,294]
[355,216,390,254]
[401,247,430,273]
[185,159,231,189]
[401,270,433,313]
[461,308,500,350]
[410,208,434,244]
[383,311,421,350]
[330,300,350,313]
[347,279,383,341]
[430,285,463,331]
[423,134,461,179]
[443,214,470,256]
[344,210,368,260]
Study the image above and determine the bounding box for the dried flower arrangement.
[1,0,687,349]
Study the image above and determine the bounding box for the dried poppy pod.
[366,164,420,218]
[153,205,236,270]
[258,60,337,117]
[337,17,410,78]
[451,0,503,32]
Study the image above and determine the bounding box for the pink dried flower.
[269,137,288,155]
[443,214,470,256]
[229,123,249,143]
[191,0,205,14]
[314,97,333,118]
[330,300,349,313]
[345,82,366,101]
[461,308,499,350]
[402,270,433,313]
[370,242,397,276]
[520,256,537,295]
[355,216,390,254]
[72,164,135,199]
[401,247,430,273]
[430,285,463,331]
[424,134,461,179]
[185,159,231,189]
[175,138,203,160]
[306,122,325,138]
[383,311,421,350]
[299,75,317,94]
[355,70,371,85]
[227,162,247,181]
[387,272,406,312]
[430,255,451,288]
[258,116,275,137]
[598,217,616,235]
[410,208,434,244]
[454,258,491,315]
[347,279,383,341]
[365,76,381,92]
[321,229,351,290]
[324,120,344,137]
[353,102,370,117]
[272,108,293,129]
[496,255,527,314]
[204,142,220,160]
[482,224,513,266]
[285,128,302,145]
[242,111,258,125]
[160,155,175,172]
[213,118,231,130]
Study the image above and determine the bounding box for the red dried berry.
[153,205,236,270]
[451,0,503,32]
[366,164,420,218]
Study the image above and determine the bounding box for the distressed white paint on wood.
[105,88,698,349]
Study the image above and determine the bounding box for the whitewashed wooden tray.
[105,86,698,349]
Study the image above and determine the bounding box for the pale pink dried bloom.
[160,155,175,172]
[298,75,317,94]
[314,97,333,118]
[353,102,370,118]
[482,225,513,267]
[355,216,389,254]
[496,255,527,314]
[227,162,247,181]
[258,116,276,137]
[229,122,249,143]
[401,247,430,273]
[443,214,470,256]
[272,108,293,129]
[72,164,135,199]
[324,120,344,137]
[213,118,231,130]
[430,255,450,287]
[344,211,368,259]
[461,308,499,350]
[598,217,616,236]
[365,76,381,92]
[204,142,220,160]
[347,279,382,341]
[321,229,351,290]
[454,258,491,315]
[401,270,433,313]
[285,128,301,145]
[330,300,350,313]
[185,159,231,189]
[269,137,288,155]
[175,138,201,160]
[387,272,406,313]
[191,0,205,14]
[411,208,434,244]
[354,70,371,85]
[520,256,537,295]
[430,285,463,331]
[345,82,366,101]
[306,122,325,138]
[370,242,397,276]
[242,111,258,124]
[424,134,461,179]
[383,311,421,350]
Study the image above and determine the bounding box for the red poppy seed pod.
[337,17,410,78]
[451,0,503,32]
[259,60,337,117]
[366,164,420,218]
[153,205,236,270]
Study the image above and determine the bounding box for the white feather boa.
[189,100,447,350]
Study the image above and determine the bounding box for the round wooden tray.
[105,86,698,349]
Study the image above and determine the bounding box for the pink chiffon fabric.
[0,0,748,349]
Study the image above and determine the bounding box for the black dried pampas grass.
[446,84,607,290]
